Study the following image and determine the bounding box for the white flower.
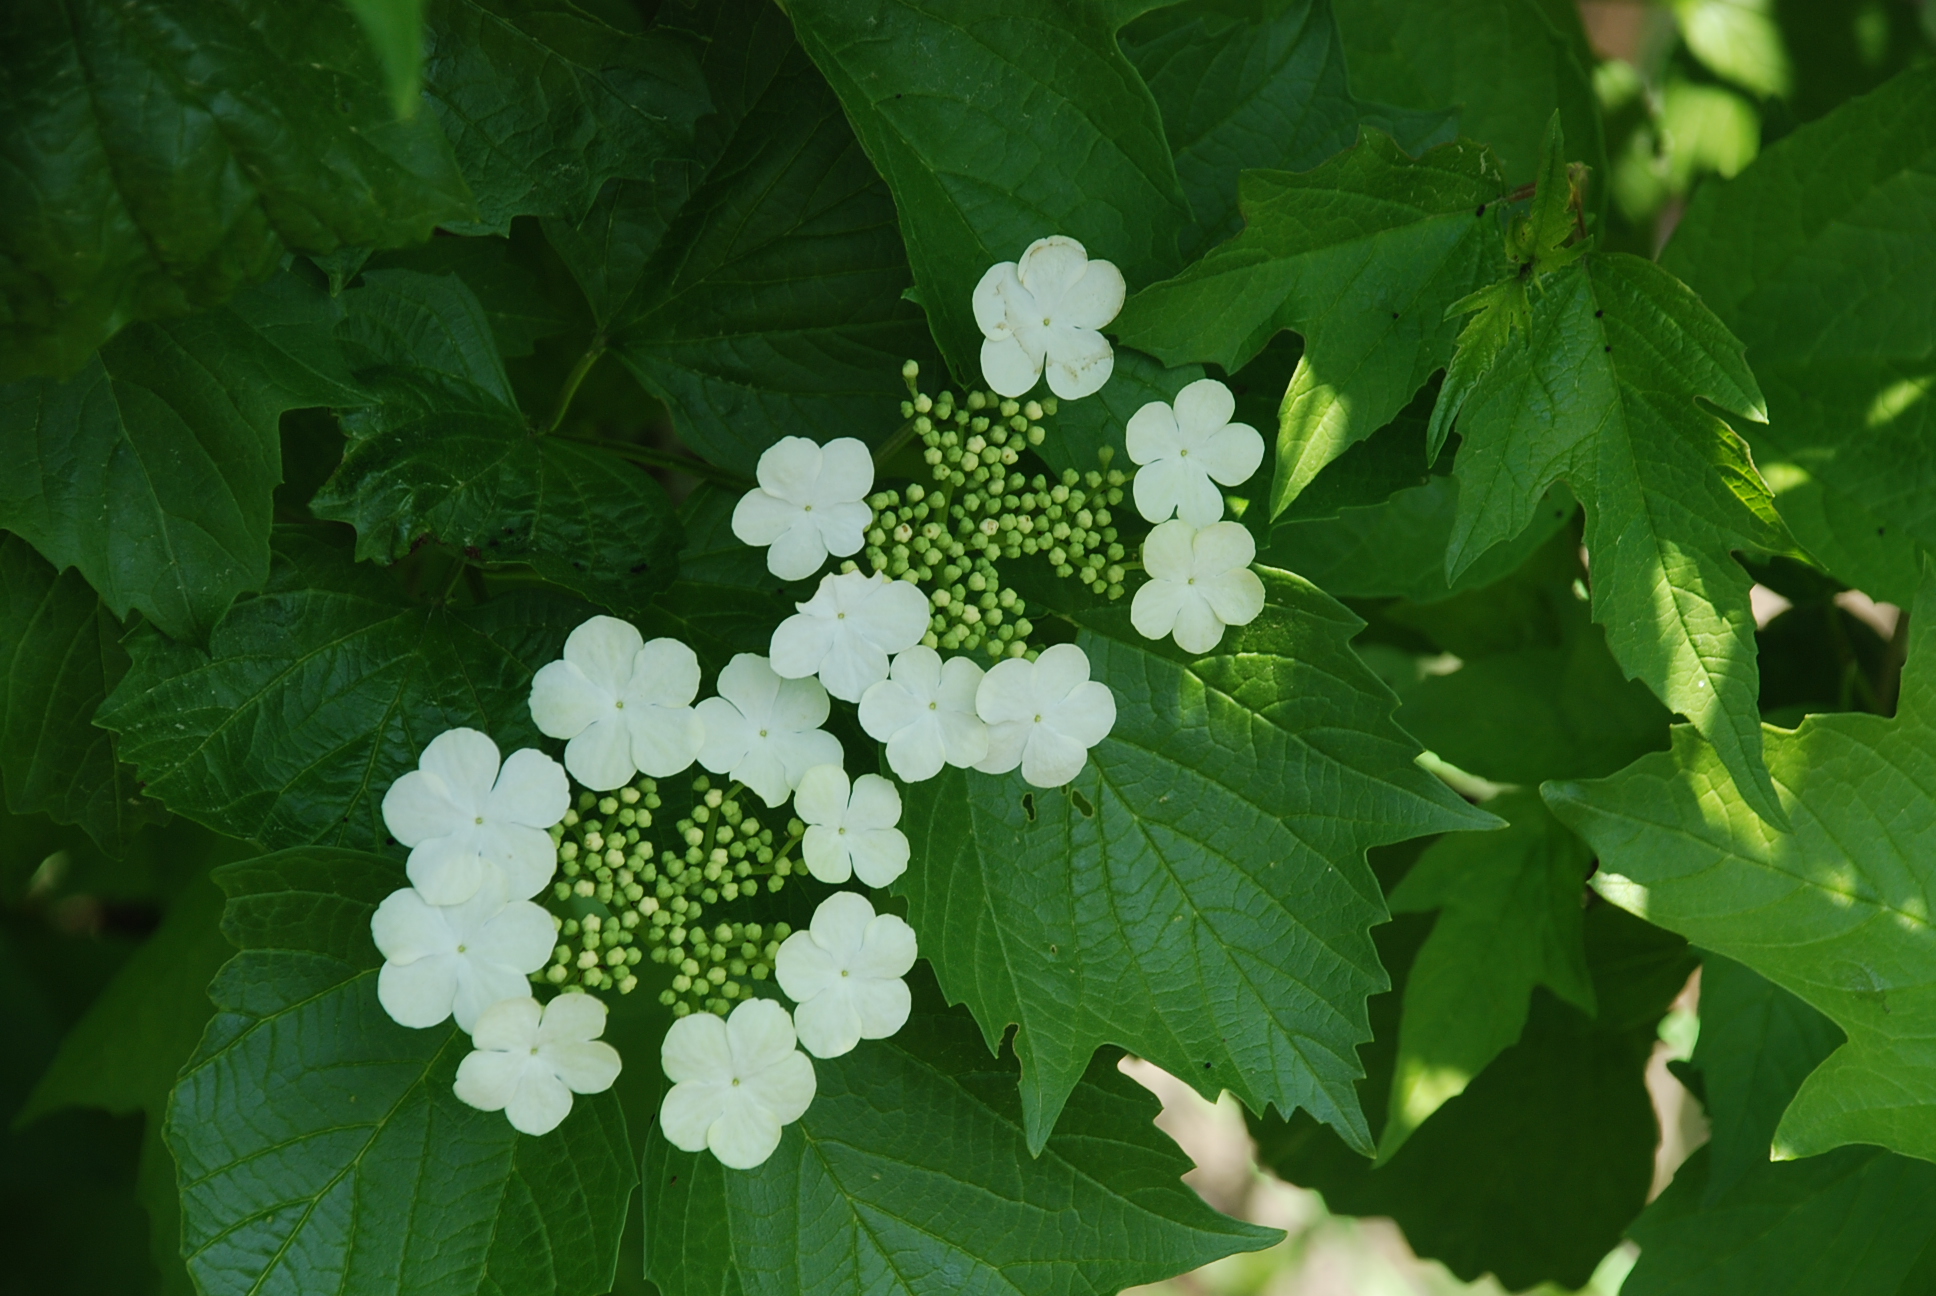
[975,643,1116,788]
[380,728,568,905]
[528,617,703,790]
[694,654,844,808]
[775,891,917,1059]
[973,236,1125,401]
[794,765,908,887]
[453,993,622,1136]
[371,880,556,1031]
[857,646,988,782]
[1126,378,1265,526]
[659,997,817,1170]
[731,437,874,581]
[1131,520,1267,654]
[769,571,931,703]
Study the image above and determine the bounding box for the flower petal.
[565,716,638,791]
[719,653,782,723]
[975,721,1029,775]
[1043,326,1114,401]
[741,1049,816,1126]
[528,660,609,741]
[849,826,909,888]
[1202,567,1267,630]
[452,963,538,1034]
[471,995,542,1051]
[1020,727,1091,788]
[883,721,947,783]
[975,657,1037,725]
[734,745,794,808]
[858,677,923,745]
[417,729,501,806]
[814,438,876,505]
[973,261,1022,338]
[1171,378,1237,435]
[1131,456,1195,525]
[793,764,850,827]
[406,832,488,907]
[538,990,607,1045]
[378,956,458,1028]
[491,749,568,829]
[775,931,841,1002]
[936,708,991,769]
[1141,518,1198,583]
[631,637,702,705]
[764,518,831,581]
[846,975,912,1041]
[505,1067,574,1135]
[1052,258,1125,331]
[1016,235,1090,304]
[754,436,824,505]
[454,1049,525,1112]
[769,609,838,680]
[381,769,469,847]
[726,997,800,1074]
[844,774,902,831]
[659,1080,727,1152]
[1175,464,1228,528]
[1030,643,1093,708]
[855,913,919,978]
[545,1040,622,1094]
[1199,421,1266,487]
[562,616,645,691]
[484,824,557,900]
[371,888,453,964]
[1131,577,1188,643]
[1050,679,1117,748]
[694,697,752,776]
[854,579,931,654]
[471,900,559,972]
[810,889,877,953]
[982,334,1044,399]
[627,707,704,779]
[1171,597,1228,655]
[815,632,889,704]
[772,728,843,792]
[816,500,873,560]
[1193,521,1257,573]
[731,487,799,547]
[708,1100,784,1169]
[791,987,863,1059]
[662,1010,733,1085]
[801,825,854,884]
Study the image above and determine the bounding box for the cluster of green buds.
[539,773,802,1018]
[850,363,1134,660]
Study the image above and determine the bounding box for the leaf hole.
[1069,789,1095,818]
[1021,792,1036,822]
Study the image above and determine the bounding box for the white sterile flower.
[794,765,908,887]
[453,993,622,1136]
[731,436,874,581]
[659,997,817,1170]
[371,879,556,1031]
[380,728,569,905]
[775,891,917,1059]
[769,571,930,703]
[1131,520,1267,655]
[694,654,844,808]
[857,646,988,782]
[975,643,1116,788]
[1126,378,1265,526]
[973,235,1126,401]
[528,616,703,790]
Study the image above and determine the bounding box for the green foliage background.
[4,1,1935,1294]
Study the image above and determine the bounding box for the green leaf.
[0,536,164,853]
[421,0,710,232]
[1660,66,1936,607]
[0,271,362,641]
[169,848,633,1296]
[643,972,1276,1296]
[1435,245,1791,827]
[900,566,1497,1153]
[97,527,591,853]
[362,236,576,360]
[784,0,1190,381]
[0,0,474,381]
[1622,960,1936,1296]
[347,0,428,118]
[1114,133,1509,515]
[310,269,682,610]
[1269,378,1444,524]
[1331,0,1605,190]
[1376,790,1595,1159]
[543,0,938,473]
[1546,565,1936,1164]
[1118,0,1455,261]
[1253,900,1693,1291]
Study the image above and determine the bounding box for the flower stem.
[872,416,921,472]
[542,342,606,435]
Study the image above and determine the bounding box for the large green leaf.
[421,0,709,232]
[1434,243,1791,826]
[784,0,1190,381]
[544,0,937,473]
[1660,66,1936,607]
[0,272,362,641]
[1622,958,1936,1296]
[1376,791,1595,1159]
[899,567,1497,1153]
[1118,0,1455,261]
[1546,566,1936,1164]
[1115,134,1509,515]
[169,848,633,1296]
[311,269,682,611]
[0,535,164,853]
[1331,0,1604,190]
[644,973,1275,1296]
[0,0,474,381]
[1254,900,1693,1291]
[97,527,590,853]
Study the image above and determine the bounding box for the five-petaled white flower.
[1126,379,1265,526]
[659,997,817,1170]
[371,879,556,1031]
[731,437,874,582]
[1131,520,1267,655]
[973,236,1125,401]
[380,728,568,905]
[769,571,931,703]
[695,654,845,808]
[975,643,1116,788]
[453,993,622,1135]
[775,891,917,1059]
[857,646,988,782]
[528,616,703,790]
[794,765,909,887]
